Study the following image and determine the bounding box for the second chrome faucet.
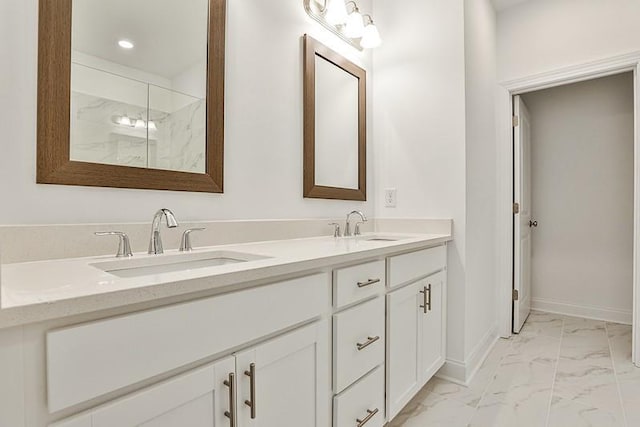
[148,208,179,254]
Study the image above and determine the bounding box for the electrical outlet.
[385,188,397,207]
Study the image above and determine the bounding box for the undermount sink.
[361,235,408,242]
[91,250,269,278]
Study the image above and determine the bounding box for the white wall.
[497,0,640,81]
[373,0,467,361]
[463,0,498,360]
[0,0,373,225]
[523,73,634,320]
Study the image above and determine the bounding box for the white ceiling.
[72,0,209,79]
[492,0,530,12]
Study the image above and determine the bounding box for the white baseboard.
[532,298,632,325]
[436,325,499,385]
[436,358,467,385]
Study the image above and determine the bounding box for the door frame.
[496,51,640,365]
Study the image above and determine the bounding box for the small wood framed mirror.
[37,0,225,193]
[303,35,367,201]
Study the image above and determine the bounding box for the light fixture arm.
[346,1,359,13]
[362,14,374,25]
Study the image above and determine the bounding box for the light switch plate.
[385,188,397,207]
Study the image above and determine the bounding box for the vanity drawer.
[334,366,385,427]
[333,297,385,393]
[387,245,446,289]
[333,260,385,309]
[47,273,328,413]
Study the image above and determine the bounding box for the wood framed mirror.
[37,0,225,193]
[303,35,367,201]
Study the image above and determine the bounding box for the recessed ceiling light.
[118,40,134,49]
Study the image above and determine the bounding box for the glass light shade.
[118,115,131,126]
[324,0,348,26]
[360,23,381,48]
[344,10,365,38]
[148,121,157,131]
[118,40,134,49]
[135,119,146,129]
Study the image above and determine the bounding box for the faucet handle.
[180,228,205,252]
[328,223,341,238]
[95,231,133,258]
[354,221,365,236]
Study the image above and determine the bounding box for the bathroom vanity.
[0,232,450,426]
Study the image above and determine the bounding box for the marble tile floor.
[388,311,640,427]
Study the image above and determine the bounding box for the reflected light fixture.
[360,15,382,48]
[114,115,157,131]
[118,115,132,126]
[118,39,134,49]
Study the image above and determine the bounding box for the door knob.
[529,220,538,228]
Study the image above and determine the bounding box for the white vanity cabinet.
[51,321,329,427]
[0,238,450,427]
[234,321,329,427]
[50,357,236,427]
[386,257,447,420]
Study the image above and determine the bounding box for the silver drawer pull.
[244,363,256,419]
[356,408,379,426]
[357,278,381,288]
[356,336,380,351]
[223,373,236,427]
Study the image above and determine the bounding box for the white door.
[51,357,237,427]
[420,272,445,382]
[513,95,533,333]
[235,321,329,427]
[386,281,422,420]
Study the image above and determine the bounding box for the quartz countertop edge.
[0,232,451,329]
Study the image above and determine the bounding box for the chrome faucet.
[344,210,368,237]
[148,208,179,254]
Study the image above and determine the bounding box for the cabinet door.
[419,272,446,383]
[51,357,236,427]
[386,281,422,420]
[235,321,330,427]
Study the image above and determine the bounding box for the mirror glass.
[314,56,359,190]
[69,0,208,173]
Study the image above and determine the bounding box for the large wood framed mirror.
[37,0,225,193]
[303,35,366,201]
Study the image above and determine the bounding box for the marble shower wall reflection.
[70,63,206,173]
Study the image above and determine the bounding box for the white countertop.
[0,232,451,329]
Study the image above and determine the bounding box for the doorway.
[497,52,640,365]
[513,73,635,335]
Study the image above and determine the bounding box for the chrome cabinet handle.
[356,408,379,426]
[244,363,256,419]
[420,284,432,313]
[223,373,236,427]
[95,231,133,258]
[357,278,381,288]
[356,336,380,351]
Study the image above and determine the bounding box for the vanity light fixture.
[360,15,381,48]
[343,2,364,38]
[304,0,381,50]
[118,39,134,49]
[324,0,348,25]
